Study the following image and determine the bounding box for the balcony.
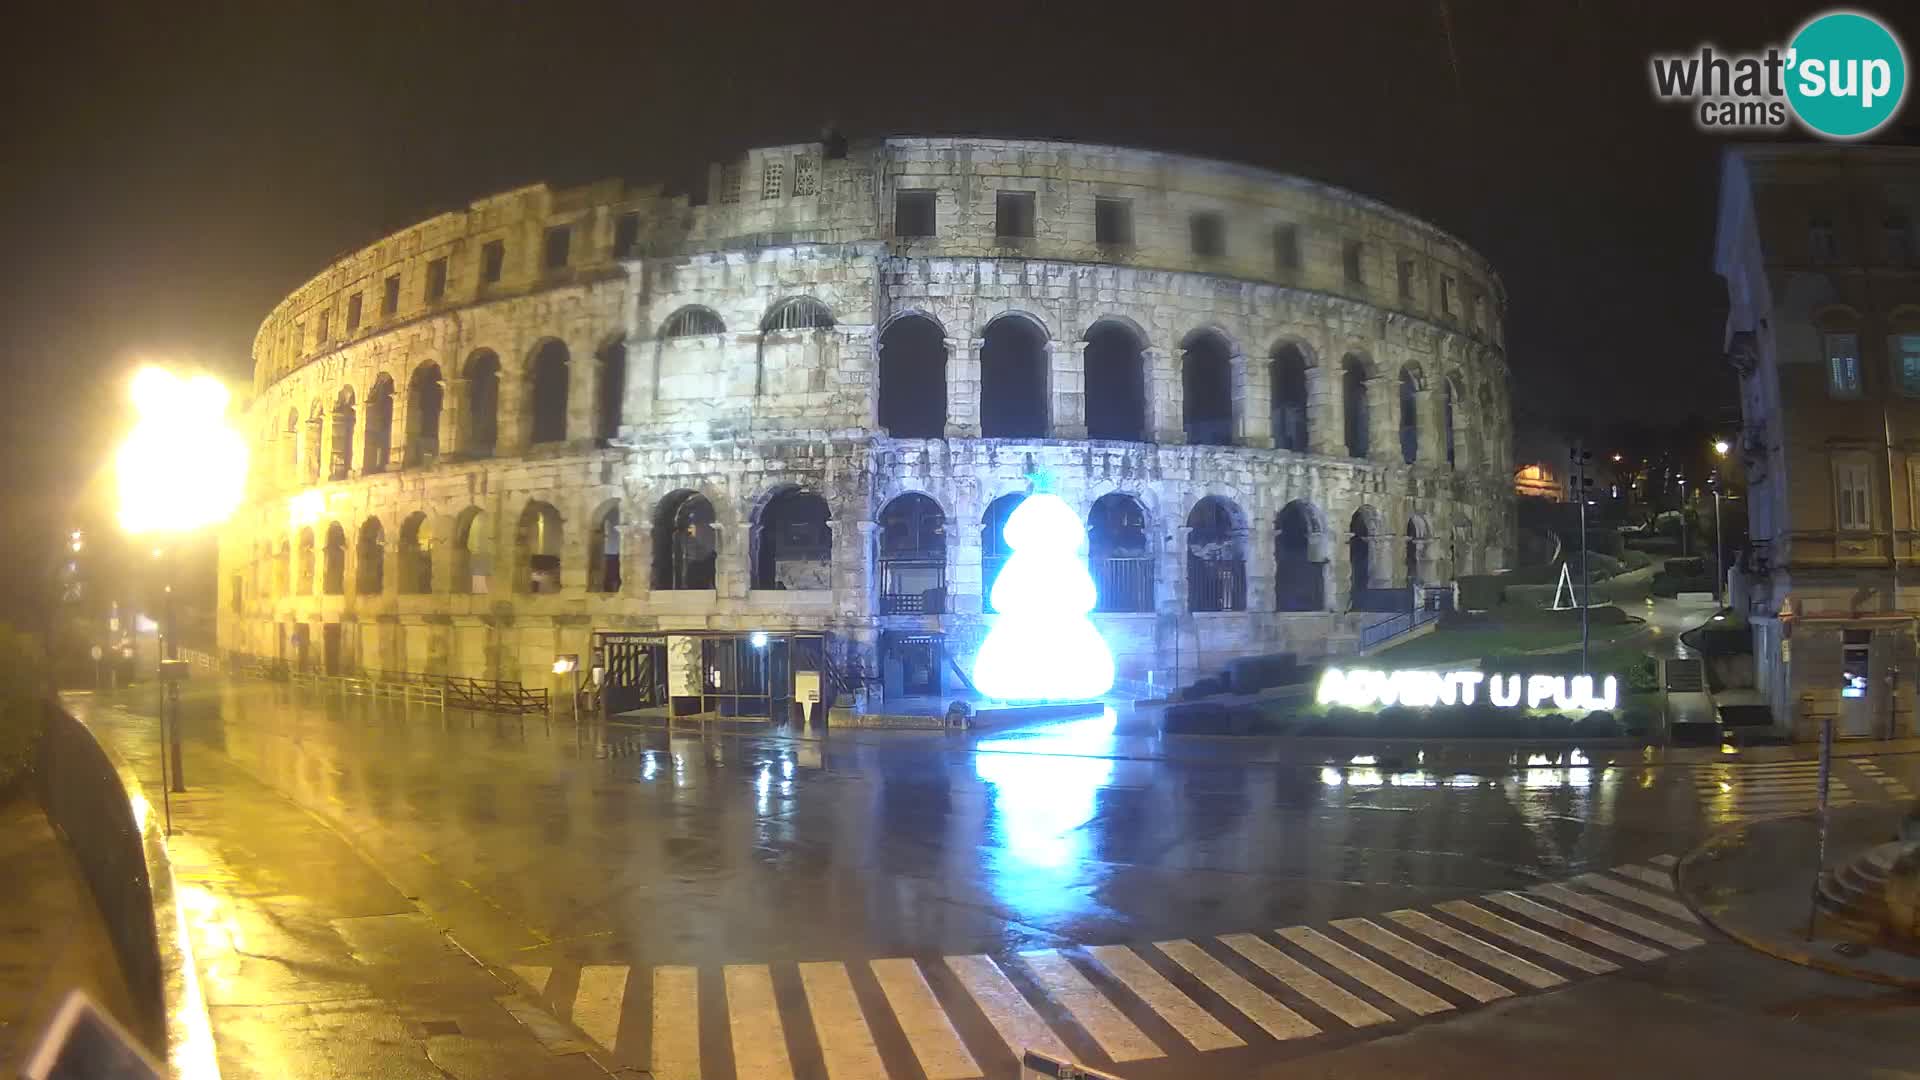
[879,559,945,615]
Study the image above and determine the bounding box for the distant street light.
[1710,440,1729,605]
[115,366,249,826]
[1713,439,1731,457]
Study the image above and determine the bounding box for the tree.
[971,479,1115,702]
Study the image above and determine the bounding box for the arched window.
[1084,320,1146,441]
[595,340,626,442]
[322,523,347,595]
[364,374,394,473]
[1405,515,1431,586]
[329,389,356,481]
[356,517,385,595]
[1088,493,1153,612]
[1348,507,1379,600]
[1443,378,1459,467]
[295,528,315,594]
[980,315,1048,438]
[980,493,1027,608]
[517,502,563,593]
[1270,345,1309,452]
[1342,355,1370,458]
[588,503,622,593]
[1398,369,1419,464]
[463,351,500,457]
[399,512,432,594]
[1181,329,1234,446]
[1274,501,1327,612]
[754,489,833,590]
[876,314,948,438]
[761,297,834,333]
[306,402,325,482]
[652,491,716,590]
[1186,497,1245,612]
[529,340,569,445]
[877,493,946,614]
[660,305,726,339]
[451,508,491,594]
[406,364,443,466]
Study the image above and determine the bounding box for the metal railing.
[1188,558,1245,612]
[1092,555,1155,613]
[878,559,946,614]
[1358,606,1443,651]
[228,654,541,714]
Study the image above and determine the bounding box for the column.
[1365,376,1397,465]
[849,519,880,610]
[945,337,981,438]
[1248,513,1275,612]
[1238,351,1273,449]
[568,337,598,442]
[440,376,465,460]
[1052,342,1087,439]
[1308,365,1342,457]
[1150,344,1183,444]
[1168,525,1194,614]
[1414,387,1443,466]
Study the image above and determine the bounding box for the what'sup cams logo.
[1650,10,1907,139]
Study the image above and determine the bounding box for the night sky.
[4,0,1913,538]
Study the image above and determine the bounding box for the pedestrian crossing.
[507,858,1703,1078]
[1691,756,1920,824]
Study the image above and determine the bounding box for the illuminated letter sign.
[1317,668,1618,715]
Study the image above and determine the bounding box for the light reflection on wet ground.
[169,682,1736,974]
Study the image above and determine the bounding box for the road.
[123,678,1920,1078]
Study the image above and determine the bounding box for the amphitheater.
[216,135,1514,715]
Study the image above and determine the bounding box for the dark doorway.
[529,340,569,444]
[1271,345,1309,452]
[1181,329,1234,446]
[1083,320,1146,441]
[1342,356,1370,457]
[980,316,1047,438]
[1349,509,1373,598]
[877,314,948,437]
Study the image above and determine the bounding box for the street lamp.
[1711,439,1729,605]
[115,366,248,827]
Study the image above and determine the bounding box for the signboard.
[794,671,822,706]
[1317,668,1619,714]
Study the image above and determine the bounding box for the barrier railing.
[227,655,537,714]
[1358,605,1443,651]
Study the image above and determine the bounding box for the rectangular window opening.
[345,293,363,334]
[1397,257,1416,300]
[995,190,1036,239]
[1826,332,1862,398]
[1273,224,1300,271]
[1190,211,1225,257]
[613,214,639,258]
[481,239,505,283]
[426,256,448,302]
[544,226,571,270]
[895,190,936,238]
[1095,198,1133,246]
[1344,240,1366,284]
[381,275,401,317]
[1898,333,1920,397]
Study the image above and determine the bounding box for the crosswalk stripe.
[512,965,552,994]
[1612,864,1676,891]
[870,959,983,1080]
[1329,919,1512,1004]
[1481,892,1664,962]
[1217,933,1392,1028]
[724,965,794,1080]
[1085,946,1244,1051]
[1276,927,1453,1016]
[946,955,1075,1063]
[1574,873,1701,923]
[1385,910,1565,989]
[799,961,888,1080]
[1647,854,1678,868]
[1527,884,1706,950]
[1435,901,1618,974]
[653,965,700,1080]
[1020,950,1162,1063]
[1152,939,1320,1041]
[573,965,627,1053]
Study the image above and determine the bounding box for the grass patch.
[1376,607,1647,667]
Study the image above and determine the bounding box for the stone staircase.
[1815,842,1915,935]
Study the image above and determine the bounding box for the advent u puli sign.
[1318,669,1620,715]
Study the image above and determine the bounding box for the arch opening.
[877,493,946,614]
[1084,320,1146,441]
[1181,330,1234,446]
[464,351,500,457]
[1088,493,1153,613]
[529,341,569,445]
[980,493,1027,608]
[754,489,833,590]
[1270,345,1310,452]
[588,503,622,593]
[407,364,443,466]
[356,517,385,595]
[1275,502,1327,612]
[518,501,563,594]
[322,523,347,595]
[1186,496,1245,612]
[980,316,1048,438]
[877,314,947,438]
[1399,369,1419,464]
[329,389,357,481]
[399,512,432,594]
[652,491,717,590]
[596,341,626,442]
[364,374,395,474]
[1342,356,1369,458]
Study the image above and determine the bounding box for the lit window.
[1837,460,1872,530]
[1825,333,1862,398]
[1897,333,1920,396]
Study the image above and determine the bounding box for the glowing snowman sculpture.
[971,484,1116,702]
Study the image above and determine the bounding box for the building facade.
[1717,144,1920,741]
[217,136,1514,711]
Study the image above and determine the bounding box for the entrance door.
[596,633,666,715]
[1840,631,1876,738]
[322,623,343,675]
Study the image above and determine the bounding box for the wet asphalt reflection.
[173,683,1698,972]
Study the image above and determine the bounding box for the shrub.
[1585,530,1625,557]
[1458,575,1505,611]
[0,626,48,792]
[1621,549,1652,570]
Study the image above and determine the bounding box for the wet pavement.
[100,679,1920,1078]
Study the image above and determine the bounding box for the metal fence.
[1188,558,1245,612]
[878,559,946,614]
[1093,556,1155,612]
[1358,606,1444,651]
[228,653,543,714]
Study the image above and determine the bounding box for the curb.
[1675,813,1920,992]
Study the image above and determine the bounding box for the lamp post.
[1712,439,1730,607]
[115,367,249,830]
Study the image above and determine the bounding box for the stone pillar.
[710,522,738,598]
[1240,351,1273,449]
[1168,525,1194,614]
[849,519,880,611]
[1052,342,1087,439]
[626,510,653,594]
[1248,514,1275,612]
[568,338,598,442]
[1149,346,1182,444]
[498,349,528,457]
[1365,376,1398,465]
[1414,387,1443,466]
[1308,366,1341,457]
[945,337,981,438]
[440,376,466,459]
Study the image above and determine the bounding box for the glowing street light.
[1712,439,1731,457]
[115,366,249,817]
